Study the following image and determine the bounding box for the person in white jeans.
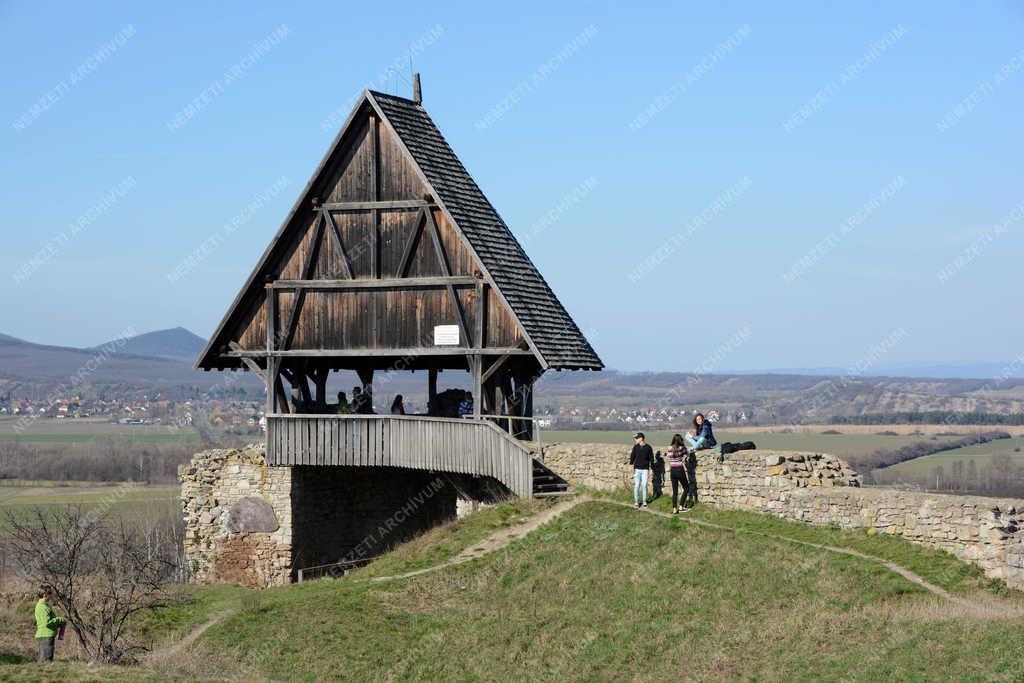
[628,432,655,507]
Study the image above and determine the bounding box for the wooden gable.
[198,96,525,370]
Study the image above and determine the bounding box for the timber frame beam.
[271,276,478,290]
[319,199,433,211]
[229,347,535,358]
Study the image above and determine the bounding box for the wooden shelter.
[196,76,601,498]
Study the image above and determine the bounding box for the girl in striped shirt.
[666,434,689,513]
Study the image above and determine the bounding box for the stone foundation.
[181,444,478,588]
[542,442,1024,589]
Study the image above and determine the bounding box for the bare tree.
[4,506,178,663]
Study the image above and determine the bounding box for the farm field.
[0,482,178,528]
[541,429,966,465]
[0,417,199,444]
[883,437,1024,477]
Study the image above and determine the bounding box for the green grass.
[0,417,200,444]
[4,499,1024,680]
[187,502,1023,681]
[356,497,556,579]
[883,437,1024,476]
[543,429,965,464]
[0,484,178,528]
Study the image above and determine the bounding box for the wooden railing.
[266,414,534,497]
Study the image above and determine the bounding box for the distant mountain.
[95,327,207,362]
[0,330,258,393]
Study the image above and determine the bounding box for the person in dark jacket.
[652,450,665,500]
[682,448,699,508]
[628,432,654,508]
[665,434,689,513]
[685,412,717,452]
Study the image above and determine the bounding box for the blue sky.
[1,1,1021,372]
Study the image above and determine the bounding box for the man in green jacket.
[34,586,65,663]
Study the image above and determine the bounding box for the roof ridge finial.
[412,73,422,104]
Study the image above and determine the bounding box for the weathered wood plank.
[320,199,430,211]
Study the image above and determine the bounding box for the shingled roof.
[368,91,602,370]
[196,88,602,372]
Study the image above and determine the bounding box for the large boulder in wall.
[225,497,279,533]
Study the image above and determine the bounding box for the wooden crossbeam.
[481,353,512,384]
[322,209,354,280]
[423,209,470,346]
[396,208,426,278]
[281,213,324,351]
[319,199,430,211]
[228,347,534,358]
[228,342,266,382]
[272,276,477,290]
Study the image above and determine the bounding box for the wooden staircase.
[532,458,572,497]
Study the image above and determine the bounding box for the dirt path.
[144,497,587,664]
[145,611,233,666]
[366,495,588,583]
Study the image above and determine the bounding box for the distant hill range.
[1,327,1021,419]
[93,326,207,362]
[0,328,258,394]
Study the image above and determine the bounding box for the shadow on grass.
[0,651,32,664]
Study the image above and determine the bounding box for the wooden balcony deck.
[266,414,534,498]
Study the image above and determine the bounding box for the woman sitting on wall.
[685,412,717,454]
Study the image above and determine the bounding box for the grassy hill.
[3,495,1024,681]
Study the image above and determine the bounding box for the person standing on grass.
[682,447,699,509]
[666,434,690,513]
[652,449,665,500]
[34,585,65,663]
[628,432,654,508]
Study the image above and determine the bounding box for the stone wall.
[182,445,471,588]
[180,444,293,588]
[542,442,1024,589]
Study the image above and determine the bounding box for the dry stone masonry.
[181,445,294,588]
[181,444,462,588]
[542,442,1024,589]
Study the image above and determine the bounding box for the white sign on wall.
[433,324,460,346]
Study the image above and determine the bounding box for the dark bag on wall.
[720,441,757,455]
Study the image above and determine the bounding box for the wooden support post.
[274,374,290,414]
[313,366,329,411]
[370,114,380,279]
[427,368,438,415]
[475,280,485,348]
[265,357,277,416]
[357,368,374,413]
[265,288,277,415]
[521,373,535,441]
[471,357,482,419]
[295,363,313,411]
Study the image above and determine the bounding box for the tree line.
[831,412,1024,425]
[0,440,194,484]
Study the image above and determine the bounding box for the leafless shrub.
[3,506,181,663]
